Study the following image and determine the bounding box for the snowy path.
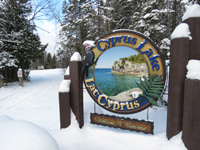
[0,69,63,130]
[0,69,187,150]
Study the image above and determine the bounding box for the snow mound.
[171,23,192,40]
[182,4,200,21]
[83,40,95,47]
[169,132,187,150]
[186,59,200,80]
[0,115,13,122]
[70,52,82,61]
[59,80,71,92]
[0,116,59,150]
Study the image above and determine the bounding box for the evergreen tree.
[58,0,99,65]
[52,54,56,68]
[57,0,192,62]
[46,52,56,69]
[46,53,52,69]
[0,0,18,71]
[0,0,47,81]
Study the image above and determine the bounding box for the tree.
[0,0,47,82]
[57,0,98,65]
[0,1,18,71]
[57,0,192,63]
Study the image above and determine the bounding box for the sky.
[35,20,59,55]
[34,0,63,55]
[96,46,138,68]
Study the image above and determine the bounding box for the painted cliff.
[111,55,148,77]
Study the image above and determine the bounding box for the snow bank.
[70,52,82,61]
[169,132,187,150]
[0,69,190,150]
[59,80,71,92]
[182,4,200,21]
[186,59,200,80]
[0,116,59,150]
[0,115,13,122]
[65,66,70,75]
[83,40,95,47]
[171,23,192,40]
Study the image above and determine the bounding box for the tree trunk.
[172,0,177,32]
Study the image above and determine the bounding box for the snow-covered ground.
[0,69,187,150]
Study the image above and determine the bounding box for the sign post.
[0,75,3,88]
[17,68,23,87]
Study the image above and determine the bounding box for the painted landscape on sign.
[93,46,148,102]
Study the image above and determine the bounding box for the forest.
[57,0,200,67]
[0,0,200,83]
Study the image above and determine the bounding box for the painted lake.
[94,68,140,96]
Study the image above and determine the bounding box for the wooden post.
[64,75,70,80]
[0,75,3,88]
[183,18,200,60]
[17,68,23,87]
[69,61,84,128]
[167,38,189,139]
[182,79,200,150]
[59,92,71,128]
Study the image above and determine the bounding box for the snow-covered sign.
[17,68,22,77]
[83,30,166,114]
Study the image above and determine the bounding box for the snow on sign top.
[70,52,82,61]
[186,59,200,80]
[171,23,192,40]
[182,4,200,21]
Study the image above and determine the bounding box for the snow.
[186,59,200,80]
[0,116,59,150]
[65,66,70,75]
[59,80,71,93]
[169,132,187,150]
[171,23,192,40]
[0,69,187,150]
[182,4,200,21]
[83,40,95,47]
[70,52,82,61]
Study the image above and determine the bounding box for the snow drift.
[0,115,59,150]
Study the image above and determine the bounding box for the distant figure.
[80,43,98,78]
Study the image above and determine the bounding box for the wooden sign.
[84,29,166,114]
[91,113,154,134]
